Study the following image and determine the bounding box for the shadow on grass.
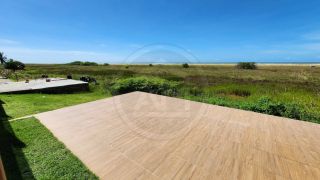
[0,100,35,179]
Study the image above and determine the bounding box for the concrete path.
[0,77,11,83]
[36,92,320,179]
[0,78,88,93]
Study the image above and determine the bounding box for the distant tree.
[4,59,25,81]
[4,59,25,72]
[149,64,153,67]
[182,63,189,68]
[67,61,99,66]
[67,61,83,65]
[0,52,7,64]
[103,63,110,66]
[82,61,98,66]
[236,62,256,69]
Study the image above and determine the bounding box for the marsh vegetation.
[1,63,319,123]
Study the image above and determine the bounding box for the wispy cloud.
[128,43,143,49]
[302,31,320,41]
[98,43,107,47]
[300,43,320,50]
[0,38,21,45]
[258,42,320,58]
[261,50,289,54]
[0,47,121,63]
[262,31,320,55]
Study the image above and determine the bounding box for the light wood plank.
[36,91,320,179]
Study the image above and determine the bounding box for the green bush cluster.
[182,63,189,68]
[4,59,25,72]
[82,61,98,66]
[243,98,319,123]
[237,62,256,69]
[245,97,301,118]
[110,76,179,96]
[185,95,319,123]
[67,61,98,66]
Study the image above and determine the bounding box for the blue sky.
[1,0,320,63]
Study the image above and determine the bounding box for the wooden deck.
[35,91,320,179]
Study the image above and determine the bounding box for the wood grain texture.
[35,91,320,180]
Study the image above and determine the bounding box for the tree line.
[0,52,25,81]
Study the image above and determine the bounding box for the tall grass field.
[1,64,320,123]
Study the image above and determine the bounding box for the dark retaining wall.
[1,83,89,94]
[0,156,6,180]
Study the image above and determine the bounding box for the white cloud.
[259,41,320,55]
[302,32,320,41]
[0,47,122,63]
[0,38,20,45]
[301,43,320,50]
[261,50,289,54]
[128,43,143,49]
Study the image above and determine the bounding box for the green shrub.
[82,61,98,66]
[67,61,83,65]
[182,63,189,68]
[0,69,12,78]
[247,97,306,119]
[283,104,304,120]
[188,87,203,96]
[185,94,319,123]
[149,64,153,67]
[248,97,281,114]
[4,59,25,72]
[236,62,256,69]
[67,61,98,66]
[110,76,179,96]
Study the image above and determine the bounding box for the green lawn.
[0,84,110,119]
[0,83,108,179]
[0,118,97,179]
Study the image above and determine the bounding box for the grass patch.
[0,117,97,179]
[0,84,110,119]
[230,89,251,97]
